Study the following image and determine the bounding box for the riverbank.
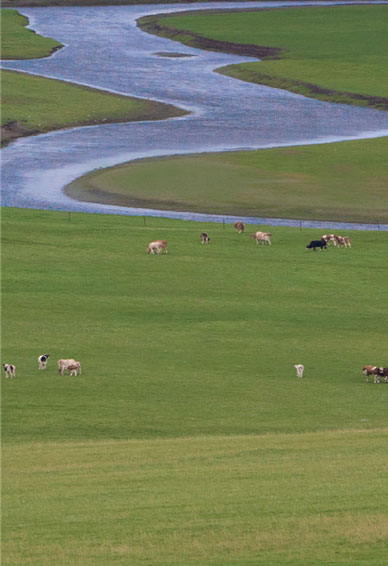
[0,9,187,147]
[1,0,346,6]
[64,137,388,225]
[1,69,188,147]
[137,5,388,111]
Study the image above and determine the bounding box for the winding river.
[2,1,388,230]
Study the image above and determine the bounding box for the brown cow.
[66,362,82,377]
[234,222,245,234]
[362,365,381,383]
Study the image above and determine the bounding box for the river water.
[1,1,388,229]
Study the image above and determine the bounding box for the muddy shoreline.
[1,0,345,7]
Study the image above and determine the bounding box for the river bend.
[1,1,388,230]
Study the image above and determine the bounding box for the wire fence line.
[12,206,387,232]
[64,209,388,232]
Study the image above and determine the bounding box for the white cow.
[58,358,77,376]
[294,364,304,379]
[147,240,168,254]
[251,231,272,245]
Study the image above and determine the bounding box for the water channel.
[2,1,388,229]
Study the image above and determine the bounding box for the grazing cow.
[38,354,50,370]
[4,364,16,379]
[306,240,327,251]
[251,231,272,245]
[147,240,168,254]
[58,358,77,376]
[362,365,381,383]
[66,362,82,376]
[200,232,210,244]
[334,235,346,248]
[321,234,337,246]
[234,222,245,234]
[294,364,304,379]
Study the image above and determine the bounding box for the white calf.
[294,364,304,379]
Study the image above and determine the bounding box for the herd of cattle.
[3,355,82,379]
[146,222,352,254]
[4,359,386,383]
[6,223,384,385]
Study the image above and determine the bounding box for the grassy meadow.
[138,5,388,109]
[2,207,388,564]
[1,9,186,146]
[66,137,388,224]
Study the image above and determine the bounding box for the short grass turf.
[2,208,388,564]
[139,5,388,109]
[65,137,388,224]
[1,10,186,144]
[3,431,388,565]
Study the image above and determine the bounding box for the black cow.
[306,240,327,251]
[200,232,210,244]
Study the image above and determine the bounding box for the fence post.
[143,216,146,227]
[68,211,71,223]
[223,219,225,230]
[300,220,302,231]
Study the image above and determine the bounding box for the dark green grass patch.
[138,5,388,109]
[65,137,388,224]
[2,208,388,446]
[3,431,388,565]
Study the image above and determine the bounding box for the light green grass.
[65,137,388,224]
[0,10,186,144]
[140,5,388,108]
[2,208,388,565]
[2,208,388,446]
[3,431,388,565]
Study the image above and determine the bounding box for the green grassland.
[65,137,388,224]
[138,5,388,109]
[1,10,186,145]
[1,8,62,58]
[2,208,388,564]
[4,431,388,565]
